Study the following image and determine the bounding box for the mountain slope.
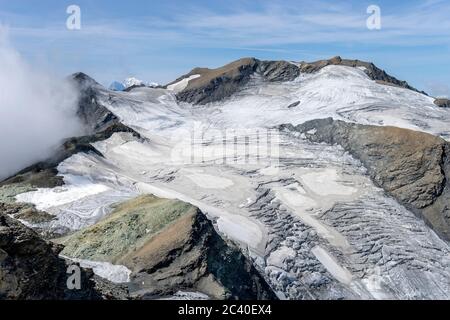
[298,56,426,94]
[3,57,450,300]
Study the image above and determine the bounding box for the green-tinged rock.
[59,194,276,300]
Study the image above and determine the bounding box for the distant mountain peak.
[109,77,159,91]
[109,81,126,91]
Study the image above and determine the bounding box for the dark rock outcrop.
[0,213,125,299]
[70,72,122,134]
[434,98,450,108]
[287,101,301,109]
[299,56,427,95]
[281,118,450,241]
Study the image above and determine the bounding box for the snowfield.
[14,65,450,299]
[167,74,201,92]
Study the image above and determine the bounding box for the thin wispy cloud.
[4,0,450,47]
[0,0,448,94]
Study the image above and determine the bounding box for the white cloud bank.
[0,30,83,180]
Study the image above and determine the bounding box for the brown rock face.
[283,118,450,241]
[299,56,426,95]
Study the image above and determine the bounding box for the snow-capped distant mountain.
[108,81,126,91]
[123,77,144,88]
[109,77,159,91]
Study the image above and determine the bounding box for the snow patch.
[16,174,110,211]
[167,74,201,92]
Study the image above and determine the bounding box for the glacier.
[14,64,450,299]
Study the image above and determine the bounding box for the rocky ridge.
[298,56,426,94]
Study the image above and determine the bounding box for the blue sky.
[1,0,449,96]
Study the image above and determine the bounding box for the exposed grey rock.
[282,118,450,241]
[434,98,450,108]
[287,101,301,109]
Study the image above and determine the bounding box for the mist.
[0,31,83,181]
